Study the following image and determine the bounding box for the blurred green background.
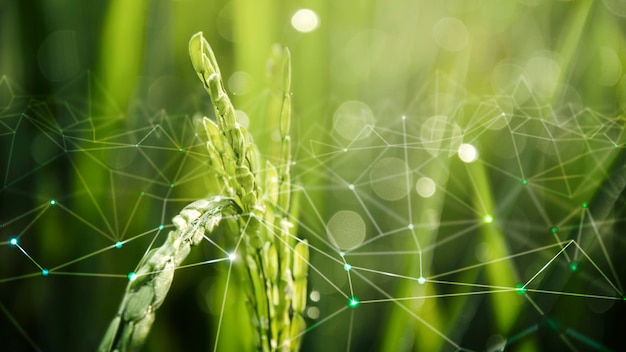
[2,0,626,351]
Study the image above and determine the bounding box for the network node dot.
[49,199,57,205]
[9,237,18,246]
[417,276,426,284]
[343,148,348,152]
[483,215,494,224]
[521,179,528,186]
[228,253,237,261]
[408,224,414,230]
[550,226,559,234]
[135,144,139,148]
[344,263,352,272]
[115,241,123,249]
[178,148,184,152]
[402,115,407,120]
[128,272,137,281]
[140,192,145,196]
[41,269,49,276]
[158,224,165,231]
[348,184,355,190]
[570,262,578,271]
[515,283,527,295]
[348,296,360,309]
[169,183,175,188]
[339,251,345,258]
[581,202,588,208]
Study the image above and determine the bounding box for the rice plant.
[99,32,307,352]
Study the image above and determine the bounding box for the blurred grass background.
[1,0,626,351]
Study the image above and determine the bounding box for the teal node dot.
[49,199,57,205]
[521,179,528,186]
[115,241,123,249]
[344,263,352,272]
[569,262,578,271]
[158,224,165,231]
[348,296,360,309]
[550,226,558,234]
[9,237,18,246]
[581,202,588,208]
[41,269,49,276]
[417,276,426,285]
[515,283,527,295]
[128,272,137,281]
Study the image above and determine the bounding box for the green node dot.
[178,148,184,152]
[49,199,57,205]
[135,144,139,148]
[515,283,527,295]
[169,183,175,188]
[140,192,145,196]
[550,226,558,234]
[41,269,49,276]
[348,296,360,309]
[158,224,165,231]
[128,272,137,281]
[521,179,528,185]
[9,237,18,246]
[115,241,123,249]
[581,202,588,208]
[570,262,578,271]
[344,263,352,272]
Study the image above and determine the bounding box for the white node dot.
[408,224,414,230]
[418,276,426,284]
[458,143,478,163]
[291,9,319,33]
[228,253,237,261]
[348,184,355,190]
